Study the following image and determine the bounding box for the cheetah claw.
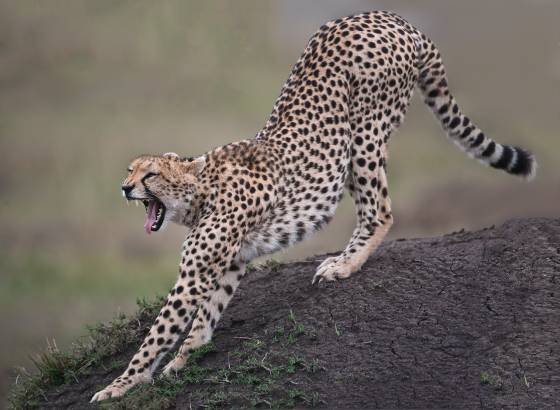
[311,274,324,285]
[312,256,353,285]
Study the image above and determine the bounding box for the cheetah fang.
[92,11,536,402]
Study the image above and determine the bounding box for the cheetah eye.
[127,167,132,173]
[143,172,159,181]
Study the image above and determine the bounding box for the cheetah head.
[121,152,206,234]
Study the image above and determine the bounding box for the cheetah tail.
[415,37,537,180]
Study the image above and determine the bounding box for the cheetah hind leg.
[313,156,393,284]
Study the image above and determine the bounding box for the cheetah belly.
[238,171,348,262]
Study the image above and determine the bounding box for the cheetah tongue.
[144,200,157,235]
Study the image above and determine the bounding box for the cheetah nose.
[121,185,134,198]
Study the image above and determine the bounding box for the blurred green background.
[1,0,558,401]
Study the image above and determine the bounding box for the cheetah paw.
[312,256,353,285]
[90,384,129,403]
[161,356,187,378]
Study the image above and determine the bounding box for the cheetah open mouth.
[142,199,166,234]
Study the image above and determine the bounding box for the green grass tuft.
[263,258,282,272]
[334,323,342,337]
[479,371,503,390]
[9,297,165,409]
[367,280,385,290]
[9,302,322,409]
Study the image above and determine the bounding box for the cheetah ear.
[188,156,206,175]
[163,152,180,159]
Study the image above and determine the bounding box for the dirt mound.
[10,218,560,409]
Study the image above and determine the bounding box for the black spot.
[224,285,233,295]
[470,133,485,148]
[428,89,439,98]
[448,117,461,129]
[438,104,449,115]
[481,141,495,157]
[460,127,472,139]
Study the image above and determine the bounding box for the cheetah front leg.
[313,132,393,284]
[91,215,242,402]
[162,262,245,376]
[90,282,198,402]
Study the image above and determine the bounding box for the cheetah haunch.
[91,11,535,402]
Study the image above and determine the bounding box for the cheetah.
[91,11,536,402]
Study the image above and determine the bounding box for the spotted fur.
[91,11,536,402]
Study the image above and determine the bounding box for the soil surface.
[28,218,560,409]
